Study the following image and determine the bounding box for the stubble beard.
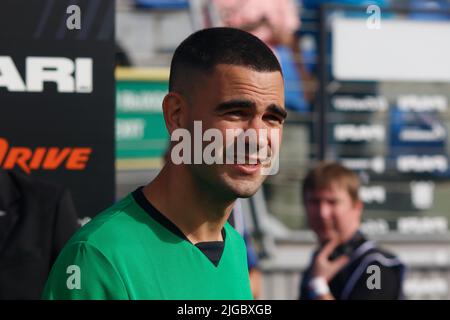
[190,162,265,201]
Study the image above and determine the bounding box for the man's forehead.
[306,183,349,198]
[211,65,284,97]
[214,63,279,71]
[211,64,283,80]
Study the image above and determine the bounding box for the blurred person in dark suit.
[299,162,405,300]
[0,169,79,299]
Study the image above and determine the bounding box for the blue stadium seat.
[135,0,189,9]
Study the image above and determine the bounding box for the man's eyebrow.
[214,99,256,113]
[267,104,287,119]
[215,99,287,119]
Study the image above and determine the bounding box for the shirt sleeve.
[42,241,128,300]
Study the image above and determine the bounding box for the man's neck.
[142,163,235,244]
[319,226,360,247]
[337,227,361,246]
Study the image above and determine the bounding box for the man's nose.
[248,115,266,130]
[318,202,332,219]
[246,117,269,150]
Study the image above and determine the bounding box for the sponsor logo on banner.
[334,124,385,142]
[0,56,93,93]
[0,137,92,174]
[397,95,448,112]
[116,119,146,140]
[341,156,385,173]
[410,181,435,210]
[360,219,389,235]
[397,155,448,173]
[359,185,386,204]
[332,96,388,112]
[404,277,449,298]
[117,90,166,112]
[398,216,448,234]
[399,124,446,142]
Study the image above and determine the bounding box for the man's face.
[185,64,285,199]
[304,184,362,244]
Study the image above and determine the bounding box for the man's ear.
[353,199,364,218]
[162,92,188,135]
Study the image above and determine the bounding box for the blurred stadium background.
[113,0,450,299]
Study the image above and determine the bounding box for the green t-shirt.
[42,189,253,300]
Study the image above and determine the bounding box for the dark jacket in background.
[0,170,79,299]
[300,231,405,300]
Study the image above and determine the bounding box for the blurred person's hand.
[312,238,350,282]
[249,268,262,299]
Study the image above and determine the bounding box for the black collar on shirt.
[329,230,367,260]
[132,187,225,267]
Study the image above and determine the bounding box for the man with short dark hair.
[43,27,286,299]
[299,162,405,300]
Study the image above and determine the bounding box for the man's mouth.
[232,162,262,174]
[222,153,272,174]
[230,153,270,165]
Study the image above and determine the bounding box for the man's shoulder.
[344,242,405,300]
[352,240,403,270]
[67,194,146,248]
[224,221,245,243]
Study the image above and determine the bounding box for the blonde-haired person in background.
[299,162,405,300]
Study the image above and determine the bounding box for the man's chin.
[318,231,337,244]
[219,170,264,196]
[233,189,258,198]
[226,179,263,199]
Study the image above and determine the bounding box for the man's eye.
[264,115,283,124]
[227,110,244,116]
